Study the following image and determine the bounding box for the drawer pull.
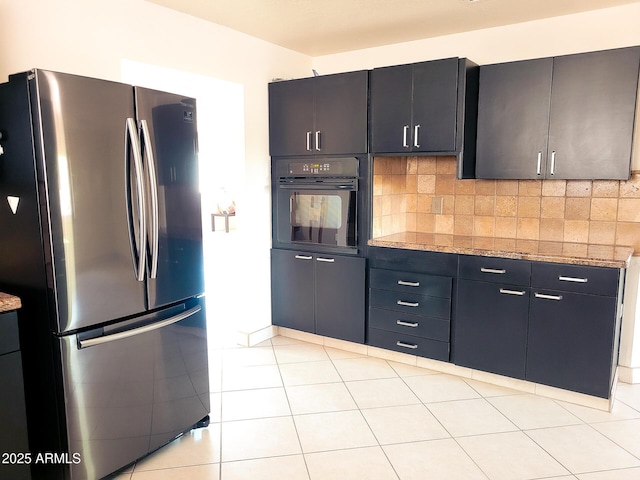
[294,255,312,260]
[396,341,418,350]
[397,300,419,307]
[397,280,420,287]
[499,288,525,296]
[558,276,588,283]
[396,320,419,328]
[316,257,335,263]
[535,293,563,301]
[481,268,506,274]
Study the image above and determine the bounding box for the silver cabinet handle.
[315,131,321,151]
[500,288,526,296]
[402,125,409,147]
[559,276,588,283]
[398,280,420,287]
[306,131,312,151]
[536,151,542,175]
[414,124,421,148]
[535,293,563,301]
[295,255,312,260]
[316,257,335,263]
[396,320,419,328]
[480,268,506,274]
[550,151,556,175]
[397,300,419,307]
[396,341,418,349]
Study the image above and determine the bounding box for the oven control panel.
[288,162,344,175]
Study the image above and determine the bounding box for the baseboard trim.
[618,365,640,384]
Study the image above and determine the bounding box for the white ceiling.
[147,0,640,56]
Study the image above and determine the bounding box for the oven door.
[275,178,357,251]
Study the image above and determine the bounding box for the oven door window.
[287,190,356,247]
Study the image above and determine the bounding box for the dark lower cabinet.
[0,310,30,480]
[367,247,457,361]
[455,279,530,379]
[454,256,624,399]
[271,249,365,343]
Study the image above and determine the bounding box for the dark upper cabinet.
[476,46,640,180]
[268,70,368,156]
[370,57,479,178]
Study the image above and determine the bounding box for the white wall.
[313,1,640,381]
[0,0,312,335]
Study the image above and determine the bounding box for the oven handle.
[278,183,357,191]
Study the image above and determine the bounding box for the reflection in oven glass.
[291,193,344,245]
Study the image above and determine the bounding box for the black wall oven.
[272,157,365,255]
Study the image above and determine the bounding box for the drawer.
[368,247,458,276]
[458,255,531,286]
[369,307,450,342]
[531,262,620,296]
[368,327,449,362]
[369,268,452,298]
[369,289,451,319]
[0,311,20,356]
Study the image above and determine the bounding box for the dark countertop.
[369,232,634,269]
[0,293,21,313]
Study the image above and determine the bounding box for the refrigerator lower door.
[57,298,209,480]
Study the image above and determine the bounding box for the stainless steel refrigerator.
[0,69,210,479]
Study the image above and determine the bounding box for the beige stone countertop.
[369,232,634,269]
[0,292,22,313]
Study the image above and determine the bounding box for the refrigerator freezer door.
[33,70,147,333]
[57,298,209,480]
[134,88,204,309]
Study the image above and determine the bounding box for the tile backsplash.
[372,156,640,254]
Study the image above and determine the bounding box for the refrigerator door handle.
[125,118,147,282]
[140,119,159,279]
[78,305,201,348]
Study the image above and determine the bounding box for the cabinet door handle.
[536,151,542,175]
[535,292,563,301]
[397,280,420,287]
[306,131,312,151]
[559,276,588,283]
[402,125,409,147]
[315,131,321,151]
[499,288,526,296]
[480,268,506,274]
[413,124,421,148]
[316,257,335,263]
[396,341,418,349]
[295,255,313,260]
[397,300,419,307]
[396,320,419,328]
[550,151,556,175]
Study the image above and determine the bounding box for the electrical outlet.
[432,196,443,214]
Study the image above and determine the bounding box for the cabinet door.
[315,255,365,343]
[412,58,459,153]
[547,47,640,179]
[475,58,553,179]
[270,249,315,333]
[370,64,413,153]
[314,71,368,155]
[527,290,617,398]
[454,280,529,379]
[268,78,314,156]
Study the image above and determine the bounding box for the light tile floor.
[112,334,640,480]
